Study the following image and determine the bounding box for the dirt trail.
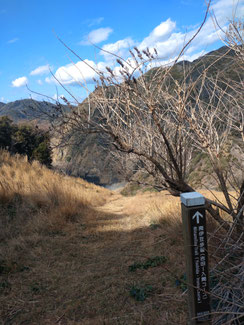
[0,188,187,325]
[99,194,126,215]
[96,192,162,232]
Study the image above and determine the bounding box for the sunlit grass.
[0,151,234,324]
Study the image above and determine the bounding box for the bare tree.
[30,11,244,324]
[49,36,243,233]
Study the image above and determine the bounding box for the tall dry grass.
[0,152,187,324]
[0,150,111,238]
[0,151,242,324]
[122,190,244,325]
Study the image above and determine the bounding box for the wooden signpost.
[180,192,211,325]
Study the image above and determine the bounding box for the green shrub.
[129,285,154,301]
[0,116,52,167]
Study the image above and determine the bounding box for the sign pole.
[180,192,211,325]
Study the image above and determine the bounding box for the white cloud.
[102,38,135,54]
[37,79,43,85]
[47,0,244,89]
[46,59,107,85]
[87,17,104,27]
[7,38,19,44]
[139,19,176,50]
[81,27,113,45]
[211,0,244,19]
[0,97,5,102]
[184,50,206,62]
[135,19,192,62]
[12,76,28,87]
[53,94,65,101]
[45,76,55,84]
[204,0,244,31]
[135,0,244,63]
[30,64,50,76]
[145,49,206,71]
[101,37,135,62]
[180,0,243,50]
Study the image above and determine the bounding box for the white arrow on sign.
[192,211,203,224]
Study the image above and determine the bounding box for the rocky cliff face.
[52,133,124,186]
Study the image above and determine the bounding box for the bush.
[0,116,52,167]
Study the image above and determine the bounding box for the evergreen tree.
[0,116,15,149]
[0,116,52,167]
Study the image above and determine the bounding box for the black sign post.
[180,192,211,325]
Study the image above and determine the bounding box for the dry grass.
[0,151,237,324]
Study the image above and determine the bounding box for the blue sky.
[0,0,243,104]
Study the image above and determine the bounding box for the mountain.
[0,102,5,109]
[0,98,118,185]
[144,46,238,88]
[53,46,242,186]
[1,46,242,187]
[0,99,66,126]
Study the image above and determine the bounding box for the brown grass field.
[0,151,229,324]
